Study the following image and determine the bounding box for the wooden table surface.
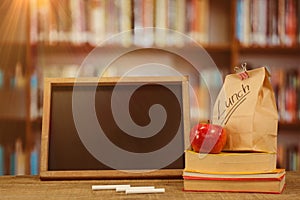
[1,172,300,200]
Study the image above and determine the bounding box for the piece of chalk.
[116,186,155,192]
[115,185,132,192]
[92,184,131,190]
[125,188,165,194]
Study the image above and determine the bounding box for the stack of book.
[183,150,286,194]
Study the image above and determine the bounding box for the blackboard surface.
[40,77,190,179]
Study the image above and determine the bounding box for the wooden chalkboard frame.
[40,76,190,180]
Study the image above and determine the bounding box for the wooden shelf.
[34,42,231,53]
[0,117,41,125]
[0,116,26,122]
[0,119,26,145]
[0,89,27,120]
[279,122,300,132]
[34,42,93,55]
[33,43,232,69]
[238,45,300,54]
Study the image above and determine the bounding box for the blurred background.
[0,0,299,175]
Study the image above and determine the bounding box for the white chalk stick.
[92,184,131,190]
[115,185,132,192]
[125,188,165,194]
[116,186,155,192]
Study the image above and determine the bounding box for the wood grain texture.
[0,172,299,199]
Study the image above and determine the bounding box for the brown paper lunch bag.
[212,67,278,153]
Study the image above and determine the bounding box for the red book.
[285,0,297,46]
[183,169,286,194]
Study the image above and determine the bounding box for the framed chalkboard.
[40,76,190,180]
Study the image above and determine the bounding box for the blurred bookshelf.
[234,0,300,172]
[0,0,300,175]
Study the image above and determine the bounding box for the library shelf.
[1,0,300,175]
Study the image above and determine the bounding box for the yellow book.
[185,150,277,174]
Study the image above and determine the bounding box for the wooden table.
[1,172,299,199]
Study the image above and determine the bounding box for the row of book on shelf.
[0,63,25,90]
[0,139,39,176]
[1,62,300,123]
[0,135,299,177]
[0,63,39,119]
[277,143,300,171]
[41,64,300,124]
[30,0,210,46]
[270,67,300,123]
[236,0,300,47]
[3,62,297,123]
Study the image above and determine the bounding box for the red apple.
[189,123,226,154]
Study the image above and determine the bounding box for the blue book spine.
[30,150,38,175]
[0,146,4,175]
[10,152,15,175]
[10,77,16,89]
[0,69,3,89]
[236,0,243,42]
